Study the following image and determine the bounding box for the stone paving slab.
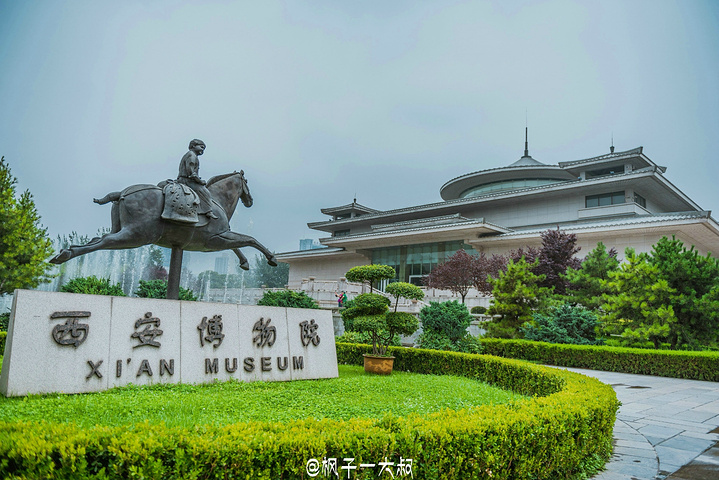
[547,367,719,480]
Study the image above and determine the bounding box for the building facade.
[279,141,719,289]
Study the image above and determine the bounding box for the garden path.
[550,367,719,480]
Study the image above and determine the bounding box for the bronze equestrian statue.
[50,140,277,296]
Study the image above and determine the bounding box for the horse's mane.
[206,171,241,187]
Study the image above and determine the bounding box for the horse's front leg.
[232,248,250,271]
[208,232,278,266]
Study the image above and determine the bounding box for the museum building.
[278,138,719,289]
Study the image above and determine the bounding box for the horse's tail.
[94,192,121,205]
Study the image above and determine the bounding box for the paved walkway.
[550,367,719,480]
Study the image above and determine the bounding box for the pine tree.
[564,242,619,309]
[486,257,552,338]
[0,157,54,295]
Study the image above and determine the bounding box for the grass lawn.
[0,363,525,428]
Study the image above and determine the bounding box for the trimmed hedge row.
[0,344,618,480]
[479,338,719,381]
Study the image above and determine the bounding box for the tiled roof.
[498,211,711,238]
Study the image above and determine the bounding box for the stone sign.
[0,290,338,397]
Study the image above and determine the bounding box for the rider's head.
[189,139,206,155]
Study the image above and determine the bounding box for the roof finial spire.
[610,132,615,153]
[524,126,529,157]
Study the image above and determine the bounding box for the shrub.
[256,289,318,309]
[0,330,5,354]
[134,279,198,301]
[471,305,487,314]
[521,303,604,345]
[0,312,9,331]
[479,338,719,381]
[417,330,483,354]
[60,276,126,296]
[419,300,473,342]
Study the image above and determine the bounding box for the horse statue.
[49,170,277,270]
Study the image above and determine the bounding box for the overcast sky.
[1,0,717,270]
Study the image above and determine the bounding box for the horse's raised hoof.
[93,198,101,204]
[267,256,278,267]
[50,249,73,264]
[239,260,250,271]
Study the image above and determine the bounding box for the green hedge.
[0,331,5,355]
[480,338,719,381]
[0,344,618,479]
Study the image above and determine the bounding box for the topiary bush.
[521,303,604,345]
[471,305,487,314]
[60,276,126,296]
[256,289,318,309]
[345,264,396,293]
[134,279,198,301]
[341,293,417,356]
[335,330,401,347]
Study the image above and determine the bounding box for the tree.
[135,279,198,301]
[0,157,54,295]
[601,250,677,349]
[534,228,581,295]
[564,242,619,309]
[256,290,319,309]
[385,282,424,312]
[341,292,417,356]
[345,264,395,293]
[486,258,552,338]
[424,249,474,303]
[249,254,289,288]
[648,236,719,348]
[145,246,168,280]
[521,303,603,345]
[60,276,126,296]
[506,229,581,295]
[473,252,507,295]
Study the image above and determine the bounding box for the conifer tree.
[564,242,619,308]
[0,157,54,295]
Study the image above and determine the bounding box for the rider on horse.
[177,139,219,220]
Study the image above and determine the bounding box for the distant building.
[278,136,719,289]
[214,254,230,275]
[299,239,324,251]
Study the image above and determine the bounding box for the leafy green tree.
[135,279,198,301]
[601,250,677,348]
[256,290,319,309]
[486,258,552,339]
[60,276,126,296]
[345,264,395,293]
[249,254,289,288]
[564,242,619,309]
[521,303,603,345]
[0,157,55,295]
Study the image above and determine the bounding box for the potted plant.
[342,280,423,374]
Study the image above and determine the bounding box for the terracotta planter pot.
[363,354,395,375]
